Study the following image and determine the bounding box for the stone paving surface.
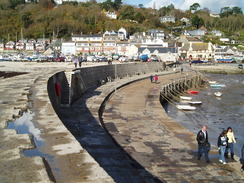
[101,71,244,182]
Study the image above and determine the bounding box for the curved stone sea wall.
[47,62,167,113]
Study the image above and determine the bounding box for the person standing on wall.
[218,130,228,165]
[154,75,158,84]
[150,75,154,83]
[196,125,210,163]
[225,127,236,160]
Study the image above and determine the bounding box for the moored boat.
[180,96,192,100]
[210,84,226,88]
[176,105,196,110]
[188,101,202,105]
[208,81,217,84]
[214,92,222,97]
[188,90,199,94]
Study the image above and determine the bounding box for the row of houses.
[1,29,243,62]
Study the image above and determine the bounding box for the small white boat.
[176,105,196,111]
[214,92,222,97]
[188,101,202,105]
[210,84,226,88]
[208,81,217,84]
[180,96,192,101]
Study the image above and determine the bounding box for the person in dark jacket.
[196,125,210,163]
[240,144,244,171]
[217,130,228,165]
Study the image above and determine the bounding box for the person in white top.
[225,126,236,160]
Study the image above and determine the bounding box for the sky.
[77,0,244,14]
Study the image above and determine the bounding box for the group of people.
[150,75,159,83]
[196,125,244,171]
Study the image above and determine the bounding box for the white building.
[159,16,175,23]
[61,42,76,55]
[104,11,117,19]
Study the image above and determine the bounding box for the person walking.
[240,144,244,171]
[78,56,83,67]
[225,127,236,160]
[218,130,228,165]
[154,75,158,83]
[196,125,210,163]
[150,75,154,83]
[73,56,78,68]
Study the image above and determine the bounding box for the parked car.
[87,55,96,62]
[55,57,65,62]
[238,64,243,69]
[112,54,120,60]
[139,54,149,62]
[119,56,128,62]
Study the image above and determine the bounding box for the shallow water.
[7,111,53,159]
[166,73,244,157]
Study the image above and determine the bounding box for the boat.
[210,84,226,88]
[188,90,199,94]
[180,96,192,100]
[214,92,222,97]
[208,81,217,84]
[188,101,202,105]
[176,105,196,111]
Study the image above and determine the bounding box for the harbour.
[165,73,244,157]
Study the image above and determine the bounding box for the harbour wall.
[160,74,203,102]
[47,62,167,114]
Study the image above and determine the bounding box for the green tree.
[113,0,122,10]
[191,15,204,28]
[138,4,144,9]
[220,7,232,17]
[190,3,200,12]
[232,6,243,15]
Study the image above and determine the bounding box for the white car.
[119,56,128,62]
[87,55,96,62]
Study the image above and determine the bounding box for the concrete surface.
[0,61,243,183]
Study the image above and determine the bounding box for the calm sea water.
[165,73,244,156]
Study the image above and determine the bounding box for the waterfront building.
[61,42,76,56]
[5,41,15,50]
[116,41,130,55]
[179,42,214,61]
[138,46,178,62]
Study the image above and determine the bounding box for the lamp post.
[115,61,117,93]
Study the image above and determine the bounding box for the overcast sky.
[78,0,244,13]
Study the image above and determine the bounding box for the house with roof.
[5,41,15,50]
[180,17,190,24]
[116,41,130,55]
[16,40,26,50]
[138,46,178,62]
[104,11,117,19]
[159,16,175,23]
[179,42,214,61]
[148,29,165,40]
[211,30,222,37]
[72,34,103,55]
[26,39,36,51]
[118,27,127,40]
